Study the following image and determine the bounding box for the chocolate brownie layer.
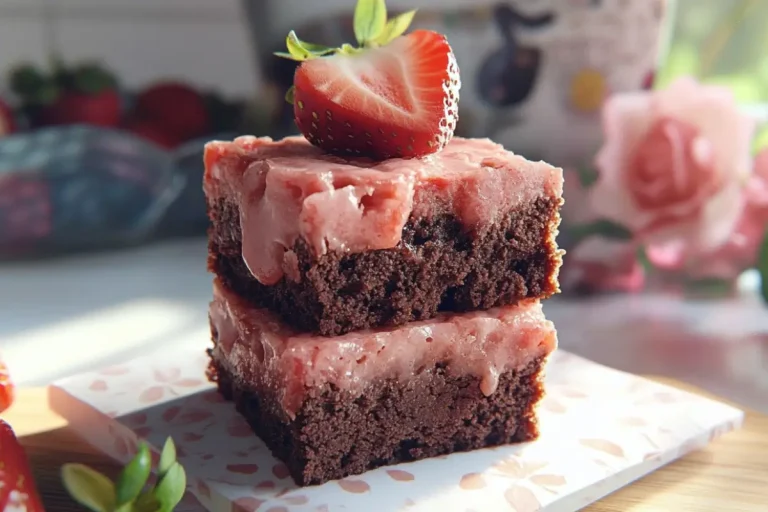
[207,351,546,486]
[208,195,561,336]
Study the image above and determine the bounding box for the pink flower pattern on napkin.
[49,349,744,512]
[139,368,205,404]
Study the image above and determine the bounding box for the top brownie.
[205,135,563,336]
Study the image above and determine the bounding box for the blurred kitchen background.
[1,0,767,412]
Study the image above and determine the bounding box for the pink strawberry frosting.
[209,279,557,418]
[204,136,563,285]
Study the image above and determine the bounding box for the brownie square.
[204,135,563,336]
[207,279,557,486]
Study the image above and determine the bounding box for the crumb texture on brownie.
[204,135,563,286]
[209,354,546,486]
[209,278,557,416]
[209,193,562,336]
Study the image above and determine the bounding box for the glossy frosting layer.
[209,279,557,418]
[204,136,563,285]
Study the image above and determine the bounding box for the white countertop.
[2,239,767,413]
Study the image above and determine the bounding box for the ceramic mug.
[246,0,670,168]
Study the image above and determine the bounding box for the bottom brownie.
[208,354,546,486]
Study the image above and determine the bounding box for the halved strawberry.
[276,0,460,160]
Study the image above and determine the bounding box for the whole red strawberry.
[135,82,210,142]
[10,62,122,128]
[0,359,14,413]
[41,89,121,127]
[276,0,460,160]
[0,420,45,512]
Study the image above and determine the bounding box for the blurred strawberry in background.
[11,61,121,128]
[134,82,210,142]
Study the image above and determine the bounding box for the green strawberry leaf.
[115,442,152,507]
[61,464,116,512]
[373,9,417,45]
[153,462,187,512]
[353,0,387,46]
[298,40,335,55]
[285,31,315,61]
[71,63,118,94]
[284,85,295,105]
[8,64,47,96]
[758,228,768,304]
[158,438,177,477]
[276,34,335,61]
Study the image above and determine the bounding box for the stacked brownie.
[204,135,563,486]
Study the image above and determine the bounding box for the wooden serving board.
[3,377,767,512]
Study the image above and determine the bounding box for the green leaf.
[285,86,295,105]
[158,438,177,477]
[353,0,387,46]
[575,166,598,188]
[373,9,417,45]
[71,63,118,94]
[275,36,334,61]
[758,229,768,304]
[273,51,296,60]
[339,43,360,55]
[115,442,152,507]
[133,491,161,512]
[570,219,633,244]
[153,462,187,512]
[8,64,47,95]
[298,40,335,55]
[61,463,116,512]
[636,245,654,272]
[285,30,313,61]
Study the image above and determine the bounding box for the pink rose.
[590,77,755,255]
[661,148,768,279]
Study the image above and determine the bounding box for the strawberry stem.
[274,0,417,63]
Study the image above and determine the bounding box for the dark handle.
[493,3,556,42]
